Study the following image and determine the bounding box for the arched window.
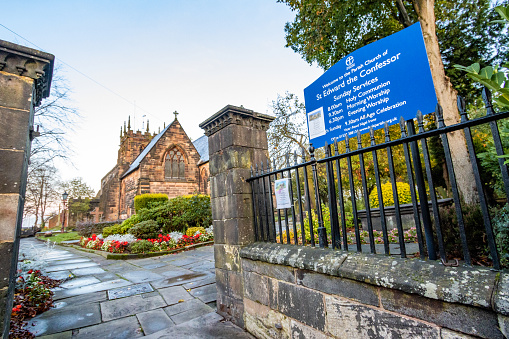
[165,148,185,179]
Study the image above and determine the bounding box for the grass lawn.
[36,231,81,244]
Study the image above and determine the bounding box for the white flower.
[169,231,184,243]
[104,234,137,243]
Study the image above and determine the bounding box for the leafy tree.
[60,177,95,199]
[277,0,507,203]
[455,5,509,108]
[279,0,508,102]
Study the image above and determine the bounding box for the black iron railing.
[247,88,509,270]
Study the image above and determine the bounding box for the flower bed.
[79,226,214,254]
[10,269,62,338]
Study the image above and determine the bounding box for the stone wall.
[240,243,508,339]
[200,105,275,327]
[120,170,140,218]
[99,166,120,221]
[201,104,509,339]
[0,40,54,337]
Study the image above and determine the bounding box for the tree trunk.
[412,0,478,204]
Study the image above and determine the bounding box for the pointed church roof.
[121,121,208,179]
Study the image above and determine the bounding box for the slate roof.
[121,122,208,179]
[193,135,209,163]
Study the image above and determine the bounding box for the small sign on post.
[275,178,292,209]
[304,22,437,148]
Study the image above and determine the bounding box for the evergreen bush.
[139,194,211,233]
[438,203,487,263]
[128,220,161,239]
[120,214,141,234]
[492,204,509,268]
[102,224,123,237]
[186,227,206,236]
[134,193,168,213]
[369,182,413,208]
[129,240,155,254]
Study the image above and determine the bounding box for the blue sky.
[1,1,322,192]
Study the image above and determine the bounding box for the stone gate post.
[200,105,274,327]
[0,40,54,337]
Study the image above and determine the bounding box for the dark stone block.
[212,219,225,244]
[296,269,379,307]
[277,281,326,331]
[0,73,33,111]
[0,150,26,194]
[325,294,440,338]
[208,133,221,156]
[240,242,348,276]
[216,293,245,329]
[223,193,253,220]
[380,288,503,339]
[339,253,496,310]
[228,270,243,300]
[0,107,30,151]
[215,268,228,297]
[0,241,14,283]
[243,271,269,306]
[268,277,278,310]
[242,258,295,284]
[210,172,227,199]
[211,196,225,221]
[252,129,269,150]
[214,244,241,272]
[224,218,255,246]
[225,168,252,196]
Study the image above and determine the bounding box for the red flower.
[27,269,33,274]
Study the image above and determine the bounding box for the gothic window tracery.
[165,147,186,179]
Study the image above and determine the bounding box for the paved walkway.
[19,237,252,339]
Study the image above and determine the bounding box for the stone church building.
[95,114,209,221]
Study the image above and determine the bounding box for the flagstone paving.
[19,237,253,338]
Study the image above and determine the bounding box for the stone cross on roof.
[173,111,179,121]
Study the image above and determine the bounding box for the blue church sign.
[304,22,437,148]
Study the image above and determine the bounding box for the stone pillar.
[0,40,54,337]
[200,105,274,327]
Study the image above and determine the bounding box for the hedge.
[134,193,169,213]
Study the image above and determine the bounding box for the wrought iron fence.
[247,88,509,270]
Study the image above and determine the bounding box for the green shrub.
[299,204,356,243]
[186,227,206,236]
[128,220,161,239]
[134,193,169,213]
[129,240,155,254]
[139,194,211,233]
[492,204,509,268]
[438,203,487,262]
[369,182,413,208]
[102,224,122,237]
[120,214,141,234]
